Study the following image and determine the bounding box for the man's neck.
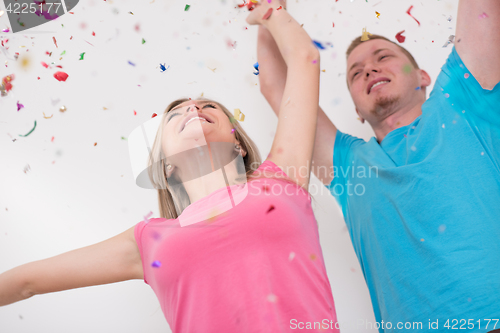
[374,103,423,143]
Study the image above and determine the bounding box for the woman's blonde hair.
[147,97,310,219]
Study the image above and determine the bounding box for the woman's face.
[161,100,236,158]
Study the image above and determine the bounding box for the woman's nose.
[187,104,200,112]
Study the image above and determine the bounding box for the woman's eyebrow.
[170,101,213,112]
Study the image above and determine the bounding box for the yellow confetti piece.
[43,112,53,119]
[59,105,67,112]
[234,108,245,122]
[309,254,317,260]
[375,11,380,19]
[361,27,373,42]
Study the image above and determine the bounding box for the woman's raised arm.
[247,0,320,190]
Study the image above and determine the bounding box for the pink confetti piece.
[478,12,488,19]
[406,6,420,26]
[2,28,10,33]
[464,73,470,79]
[143,211,153,223]
[17,101,24,111]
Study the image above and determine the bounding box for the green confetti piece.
[61,24,64,27]
[184,4,190,11]
[142,38,146,44]
[19,121,37,137]
[402,64,412,74]
[121,136,128,140]
[79,52,85,60]
[60,50,66,56]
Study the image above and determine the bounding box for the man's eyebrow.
[348,48,391,76]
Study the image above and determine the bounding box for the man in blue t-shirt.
[256,0,499,331]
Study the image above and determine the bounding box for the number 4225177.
[5,2,62,14]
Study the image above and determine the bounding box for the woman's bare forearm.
[261,6,317,66]
[0,265,33,306]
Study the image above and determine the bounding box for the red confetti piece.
[332,22,335,28]
[395,30,406,43]
[41,61,49,68]
[51,136,55,142]
[238,0,256,11]
[262,8,273,20]
[266,205,275,213]
[406,6,420,26]
[92,31,95,36]
[94,142,97,146]
[133,110,137,115]
[53,71,69,82]
[277,6,282,10]
[262,185,269,193]
[53,36,58,48]
[152,113,158,118]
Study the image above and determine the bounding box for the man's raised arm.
[455,0,500,91]
[257,23,337,186]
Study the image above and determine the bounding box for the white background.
[0,0,457,332]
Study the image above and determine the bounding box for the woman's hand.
[245,0,286,26]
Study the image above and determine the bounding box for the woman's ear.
[165,163,175,178]
[236,141,247,158]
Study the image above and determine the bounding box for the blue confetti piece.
[253,71,259,75]
[160,63,169,72]
[312,40,325,50]
[128,61,136,66]
[253,62,259,70]
[415,87,421,90]
[151,260,162,268]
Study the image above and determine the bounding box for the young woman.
[0,1,339,331]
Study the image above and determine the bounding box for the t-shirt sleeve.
[134,220,149,285]
[432,45,500,167]
[326,130,365,215]
[433,45,500,125]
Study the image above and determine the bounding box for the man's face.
[346,39,427,126]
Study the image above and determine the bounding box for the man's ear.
[419,69,432,89]
[355,108,365,124]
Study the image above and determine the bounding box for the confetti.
[233,108,245,122]
[375,11,380,19]
[262,8,273,20]
[406,6,420,26]
[464,73,469,79]
[266,205,275,213]
[128,60,135,66]
[2,28,9,33]
[309,254,317,260]
[361,27,372,41]
[478,12,488,19]
[152,113,158,118]
[128,11,134,15]
[59,106,67,112]
[142,38,146,44]
[238,0,257,11]
[60,50,66,56]
[184,4,190,11]
[53,71,68,82]
[231,128,235,134]
[151,260,162,268]
[159,63,169,72]
[94,142,97,146]
[23,164,31,174]
[43,112,53,119]
[144,211,153,223]
[92,31,95,36]
[121,136,127,140]
[19,120,36,137]
[312,40,325,50]
[53,37,58,48]
[395,30,406,43]
[16,101,24,111]
[79,52,85,60]
[253,61,259,75]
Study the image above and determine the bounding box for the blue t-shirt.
[327,45,500,332]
